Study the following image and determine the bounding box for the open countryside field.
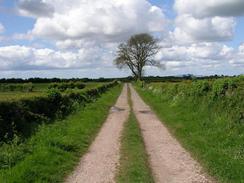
[0,76,242,183]
[0,82,109,101]
[0,0,244,182]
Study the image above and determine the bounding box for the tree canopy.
[114,33,162,80]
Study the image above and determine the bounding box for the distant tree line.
[0,77,115,83]
[0,75,240,84]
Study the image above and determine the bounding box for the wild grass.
[117,86,154,183]
[135,77,244,183]
[0,85,122,183]
[0,91,45,101]
[0,82,103,101]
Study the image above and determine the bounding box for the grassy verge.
[117,86,154,183]
[0,85,122,183]
[135,85,244,183]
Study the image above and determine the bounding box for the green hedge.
[137,76,244,183]
[0,81,118,141]
[142,76,244,126]
[0,83,34,92]
[48,81,86,91]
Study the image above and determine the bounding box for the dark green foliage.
[0,85,121,182]
[136,76,244,183]
[0,81,118,141]
[0,83,34,92]
[48,81,86,91]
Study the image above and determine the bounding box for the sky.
[0,0,243,78]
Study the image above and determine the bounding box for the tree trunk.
[138,69,142,81]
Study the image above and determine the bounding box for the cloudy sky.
[0,0,243,78]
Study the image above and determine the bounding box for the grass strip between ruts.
[117,85,154,183]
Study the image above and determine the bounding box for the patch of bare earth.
[66,84,129,183]
[129,85,215,183]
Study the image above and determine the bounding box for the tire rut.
[66,84,129,183]
[129,84,215,183]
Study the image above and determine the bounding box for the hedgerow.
[141,76,244,126]
[0,83,34,92]
[0,81,118,141]
[136,76,244,183]
[48,81,86,91]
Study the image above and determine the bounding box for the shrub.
[0,83,34,92]
[191,80,210,96]
[0,81,118,141]
[48,82,86,91]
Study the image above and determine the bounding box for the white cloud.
[26,0,165,42]
[174,0,244,18]
[172,0,242,43]
[17,0,54,18]
[5,0,242,77]
[230,43,244,67]
[172,15,235,43]
[156,42,233,61]
[0,45,115,71]
[0,42,243,76]
[6,0,166,76]
[155,42,236,71]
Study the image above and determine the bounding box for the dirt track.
[66,84,129,183]
[129,84,214,183]
[66,84,214,183]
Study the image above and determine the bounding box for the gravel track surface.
[66,85,129,183]
[130,84,214,183]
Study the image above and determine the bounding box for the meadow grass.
[0,85,122,183]
[135,83,244,183]
[0,91,45,101]
[0,82,105,101]
[117,86,154,183]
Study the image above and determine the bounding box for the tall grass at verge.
[0,85,122,183]
[135,76,244,183]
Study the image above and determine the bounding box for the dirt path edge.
[66,84,129,183]
[129,84,215,183]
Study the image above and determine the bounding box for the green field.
[0,82,109,101]
[0,77,243,183]
[0,83,121,182]
[135,76,244,183]
[0,81,118,140]
[0,91,45,101]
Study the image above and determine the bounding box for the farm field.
[135,76,244,183]
[0,67,241,180]
[0,82,121,182]
[0,77,243,183]
[0,91,45,101]
[0,82,109,101]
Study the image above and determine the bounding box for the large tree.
[114,33,162,80]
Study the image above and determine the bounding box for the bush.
[0,83,34,92]
[143,76,243,126]
[191,80,210,96]
[48,82,86,91]
[0,81,118,141]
